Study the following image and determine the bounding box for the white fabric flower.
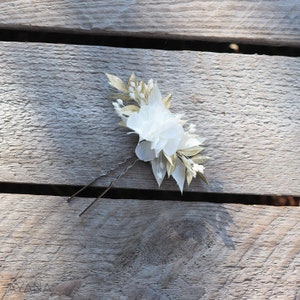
[127,83,184,160]
[126,83,190,191]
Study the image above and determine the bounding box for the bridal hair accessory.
[67,73,208,216]
[106,73,208,193]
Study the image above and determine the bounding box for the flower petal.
[148,83,162,106]
[126,111,142,133]
[172,159,186,193]
[151,154,167,186]
[135,141,156,161]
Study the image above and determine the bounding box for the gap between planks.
[0,27,299,57]
[0,182,299,206]
[0,0,299,47]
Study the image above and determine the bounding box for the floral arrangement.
[106,73,208,193]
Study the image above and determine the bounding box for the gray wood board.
[0,42,299,195]
[0,1,299,46]
[0,194,299,299]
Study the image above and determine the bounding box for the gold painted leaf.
[197,171,208,184]
[180,155,194,172]
[167,160,177,177]
[165,154,177,177]
[166,160,172,177]
[162,93,172,109]
[110,93,131,102]
[186,169,194,186]
[192,155,209,164]
[179,146,203,157]
[121,105,140,116]
[164,154,176,166]
[129,73,136,84]
[106,73,128,93]
[118,120,126,127]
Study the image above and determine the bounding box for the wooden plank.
[0,1,299,46]
[0,42,299,195]
[0,193,299,299]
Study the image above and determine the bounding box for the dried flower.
[106,73,208,192]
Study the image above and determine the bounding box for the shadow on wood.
[1,194,299,299]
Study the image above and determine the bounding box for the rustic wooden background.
[1,195,299,299]
[0,1,299,299]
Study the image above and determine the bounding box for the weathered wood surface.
[0,42,299,195]
[0,1,299,46]
[0,193,299,299]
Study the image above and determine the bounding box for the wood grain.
[0,1,299,46]
[0,193,299,299]
[0,42,299,195]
